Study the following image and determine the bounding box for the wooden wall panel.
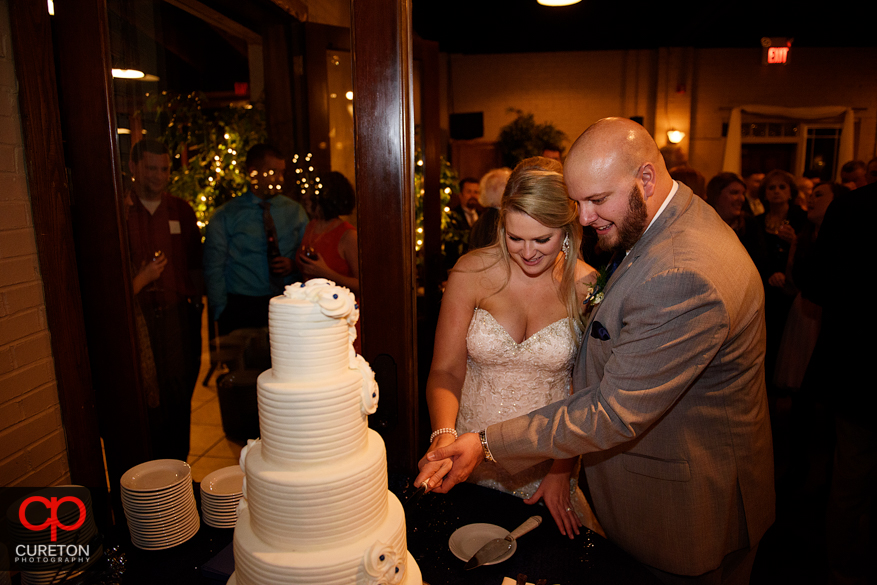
[351,0,418,471]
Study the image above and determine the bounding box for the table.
[89,478,660,585]
[394,477,660,585]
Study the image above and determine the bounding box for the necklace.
[764,212,788,235]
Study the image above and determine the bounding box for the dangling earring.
[562,233,571,258]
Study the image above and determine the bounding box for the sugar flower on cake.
[355,355,379,415]
[239,438,259,474]
[286,278,358,320]
[363,541,405,585]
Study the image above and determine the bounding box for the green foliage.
[413,136,460,265]
[497,109,567,168]
[139,91,267,230]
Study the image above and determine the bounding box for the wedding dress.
[456,307,581,499]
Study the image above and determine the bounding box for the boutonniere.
[582,257,618,314]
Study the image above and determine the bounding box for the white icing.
[357,355,380,415]
[233,281,420,585]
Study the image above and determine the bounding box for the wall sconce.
[667,129,685,144]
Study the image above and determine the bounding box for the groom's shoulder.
[639,198,758,291]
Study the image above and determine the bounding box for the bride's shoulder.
[453,247,504,275]
[574,259,598,286]
[448,247,507,295]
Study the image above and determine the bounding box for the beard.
[601,183,648,252]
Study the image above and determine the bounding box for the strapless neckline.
[475,307,568,346]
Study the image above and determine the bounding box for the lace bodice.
[457,308,581,499]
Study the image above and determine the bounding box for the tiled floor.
[187,317,244,483]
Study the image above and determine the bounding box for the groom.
[424,118,775,584]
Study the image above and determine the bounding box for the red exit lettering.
[767,47,789,64]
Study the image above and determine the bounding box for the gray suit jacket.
[488,184,775,575]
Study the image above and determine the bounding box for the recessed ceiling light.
[537,0,582,6]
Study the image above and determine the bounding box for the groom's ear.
[639,162,657,199]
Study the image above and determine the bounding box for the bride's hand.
[524,467,581,539]
[415,433,456,492]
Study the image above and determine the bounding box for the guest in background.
[204,144,308,336]
[840,160,867,190]
[126,139,203,461]
[659,144,686,170]
[740,169,808,393]
[795,176,813,211]
[774,182,848,393]
[297,171,361,352]
[705,172,747,236]
[444,177,482,273]
[800,181,876,585]
[865,156,877,184]
[541,144,563,162]
[469,167,511,250]
[744,172,766,216]
[669,164,706,199]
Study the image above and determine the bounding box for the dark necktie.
[260,200,284,294]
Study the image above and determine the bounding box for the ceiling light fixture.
[537,0,581,5]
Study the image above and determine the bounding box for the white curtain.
[721,105,854,181]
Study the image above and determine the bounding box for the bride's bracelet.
[429,428,458,443]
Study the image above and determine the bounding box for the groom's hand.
[426,432,484,493]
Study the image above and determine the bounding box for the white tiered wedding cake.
[230,279,422,585]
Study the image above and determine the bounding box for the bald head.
[564,118,677,250]
[567,117,668,179]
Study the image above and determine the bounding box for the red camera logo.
[19,496,86,542]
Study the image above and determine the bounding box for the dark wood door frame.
[351,0,419,472]
[8,0,109,490]
[42,0,154,492]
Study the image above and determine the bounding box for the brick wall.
[0,0,71,487]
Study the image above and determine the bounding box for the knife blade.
[464,516,542,570]
[403,483,427,509]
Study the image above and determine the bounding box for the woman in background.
[740,169,808,389]
[297,171,361,351]
[705,172,748,236]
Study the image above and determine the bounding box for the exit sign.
[767,47,789,64]
[761,37,792,65]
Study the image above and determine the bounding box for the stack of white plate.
[200,465,245,528]
[120,459,200,550]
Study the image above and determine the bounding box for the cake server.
[464,516,542,570]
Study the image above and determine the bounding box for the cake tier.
[257,367,368,464]
[244,431,386,548]
[268,302,350,380]
[268,282,357,381]
[234,494,422,585]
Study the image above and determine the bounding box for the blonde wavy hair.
[491,156,584,340]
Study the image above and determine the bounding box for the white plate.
[200,466,244,496]
[448,523,517,566]
[120,460,192,492]
[122,478,191,498]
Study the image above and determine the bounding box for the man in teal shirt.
[204,144,308,335]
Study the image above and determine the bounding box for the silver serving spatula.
[464,516,542,570]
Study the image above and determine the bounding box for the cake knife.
[464,516,542,570]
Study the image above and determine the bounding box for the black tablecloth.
[79,478,659,585]
[393,477,660,585]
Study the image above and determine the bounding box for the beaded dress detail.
[457,307,582,499]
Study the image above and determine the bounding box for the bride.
[417,157,602,538]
